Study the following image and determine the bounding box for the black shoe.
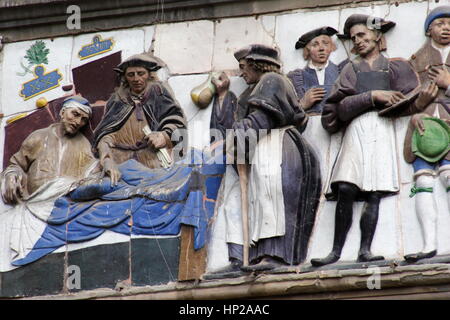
[210,261,242,273]
[240,257,285,272]
[404,250,437,263]
[202,261,245,280]
[357,252,384,262]
[310,252,340,267]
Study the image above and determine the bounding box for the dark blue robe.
[210,72,322,265]
[287,61,343,114]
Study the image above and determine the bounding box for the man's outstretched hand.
[102,158,121,187]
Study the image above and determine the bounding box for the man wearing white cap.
[0,96,98,271]
[1,95,96,204]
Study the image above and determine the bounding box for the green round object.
[412,117,450,163]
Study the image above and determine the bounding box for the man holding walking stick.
[206,44,321,277]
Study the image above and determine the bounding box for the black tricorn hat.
[234,44,281,68]
[337,14,396,39]
[114,53,163,74]
[295,26,338,49]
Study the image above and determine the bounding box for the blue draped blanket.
[13,149,225,266]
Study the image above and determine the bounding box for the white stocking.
[439,166,450,210]
[414,174,437,253]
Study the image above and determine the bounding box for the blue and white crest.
[19,65,63,100]
[78,35,115,60]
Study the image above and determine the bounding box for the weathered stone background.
[0,0,448,285]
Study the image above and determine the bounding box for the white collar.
[308,60,329,71]
[431,40,450,63]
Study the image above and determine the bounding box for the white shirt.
[431,40,450,63]
[431,40,450,97]
[308,60,329,85]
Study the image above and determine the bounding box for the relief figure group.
[0,6,449,278]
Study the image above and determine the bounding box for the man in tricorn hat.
[93,53,187,185]
[207,44,321,275]
[311,14,433,266]
[287,26,342,114]
[402,5,450,262]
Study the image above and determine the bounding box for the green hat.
[412,117,450,162]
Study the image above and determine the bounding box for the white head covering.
[60,96,92,117]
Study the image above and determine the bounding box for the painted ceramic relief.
[19,65,62,100]
[78,35,115,60]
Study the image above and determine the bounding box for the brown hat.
[295,26,338,49]
[234,44,281,68]
[337,14,396,39]
[114,53,163,74]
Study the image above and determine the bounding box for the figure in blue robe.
[287,26,346,114]
[12,148,225,267]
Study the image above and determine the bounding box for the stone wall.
[0,0,449,296]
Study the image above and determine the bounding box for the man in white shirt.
[287,26,342,114]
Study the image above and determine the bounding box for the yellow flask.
[190,73,219,109]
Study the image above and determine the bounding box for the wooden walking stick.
[237,163,249,267]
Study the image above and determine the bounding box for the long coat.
[287,61,341,114]
[210,72,322,264]
[404,39,450,163]
[93,81,187,168]
[321,55,421,199]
